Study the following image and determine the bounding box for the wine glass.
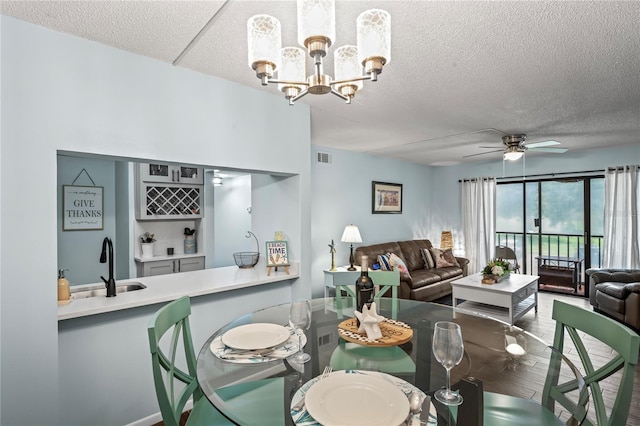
[432,321,464,405]
[288,300,312,363]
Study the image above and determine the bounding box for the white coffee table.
[451,273,539,325]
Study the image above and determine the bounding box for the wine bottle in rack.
[355,255,375,324]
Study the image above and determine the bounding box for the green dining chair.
[147,296,234,426]
[478,300,639,426]
[541,300,640,426]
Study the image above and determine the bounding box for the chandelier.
[247,0,391,105]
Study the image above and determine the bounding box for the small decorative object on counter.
[265,240,290,276]
[184,228,196,254]
[482,258,511,284]
[58,269,71,305]
[140,232,156,243]
[355,255,374,325]
[274,230,284,241]
[328,239,336,271]
[233,231,260,268]
[140,233,156,259]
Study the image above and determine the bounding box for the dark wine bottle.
[355,255,375,323]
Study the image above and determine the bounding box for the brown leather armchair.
[587,268,640,330]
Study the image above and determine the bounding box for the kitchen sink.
[70,282,147,299]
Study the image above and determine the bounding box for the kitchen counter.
[57,260,299,320]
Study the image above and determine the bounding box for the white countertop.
[57,261,299,321]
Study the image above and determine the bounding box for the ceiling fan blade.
[463,149,503,158]
[528,147,568,153]
[478,145,502,149]
[525,140,561,149]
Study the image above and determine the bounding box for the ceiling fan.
[464,134,568,160]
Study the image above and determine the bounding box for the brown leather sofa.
[354,239,469,302]
[587,268,640,330]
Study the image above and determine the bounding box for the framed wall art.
[372,181,403,214]
[62,185,104,230]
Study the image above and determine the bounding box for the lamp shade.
[278,47,306,92]
[247,14,282,70]
[356,9,391,65]
[334,45,363,90]
[297,0,336,47]
[340,225,362,243]
[440,231,453,250]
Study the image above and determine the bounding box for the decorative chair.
[480,300,639,425]
[147,296,233,426]
[541,300,640,425]
[495,245,521,273]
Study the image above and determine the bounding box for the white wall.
[212,174,253,268]
[0,17,310,425]
[310,145,434,297]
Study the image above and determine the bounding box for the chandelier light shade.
[278,47,306,97]
[334,45,363,97]
[247,15,282,81]
[297,0,335,50]
[247,0,391,105]
[356,9,391,75]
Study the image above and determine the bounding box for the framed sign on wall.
[62,185,104,231]
[372,181,403,214]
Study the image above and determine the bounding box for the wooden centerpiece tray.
[337,317,413,347]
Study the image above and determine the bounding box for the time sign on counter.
[63,185,104,231]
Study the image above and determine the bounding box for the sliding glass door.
[496,176,604,296]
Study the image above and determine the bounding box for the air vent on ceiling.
[317,152,332,164]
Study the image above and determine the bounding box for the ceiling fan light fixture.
[504,150,524,161]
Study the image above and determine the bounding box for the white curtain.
[603,165,640,269]
[461,177,496,273]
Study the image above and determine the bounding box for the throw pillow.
[378,252,411,279]
[422,248,435,269]
[378,253,392,271]
[442,249,460,267]
[430,247,456,268]
[389,253,412,280]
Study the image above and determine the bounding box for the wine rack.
[145,186,201,216]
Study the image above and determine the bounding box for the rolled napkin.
[354,302,385,340]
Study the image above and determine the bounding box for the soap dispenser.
[58,269,71,305]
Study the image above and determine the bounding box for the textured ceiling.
[2,0,639,165]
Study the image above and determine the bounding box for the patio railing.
[495,232,604,281]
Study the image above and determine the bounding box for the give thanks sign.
[63,185,104,231]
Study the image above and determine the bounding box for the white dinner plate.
[304,372,410,426]
[221,323,290,351]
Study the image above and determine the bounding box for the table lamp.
[341,224,362,271]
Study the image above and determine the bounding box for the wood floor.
[515,291,640,425]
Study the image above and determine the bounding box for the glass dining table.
[196,297,583,425]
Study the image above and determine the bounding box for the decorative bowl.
[233,252,260,268]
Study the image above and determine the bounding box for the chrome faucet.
[100,237,116,297]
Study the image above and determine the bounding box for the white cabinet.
[137,256,205,277]
[140,163,203,185]
[135,164,204,220]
